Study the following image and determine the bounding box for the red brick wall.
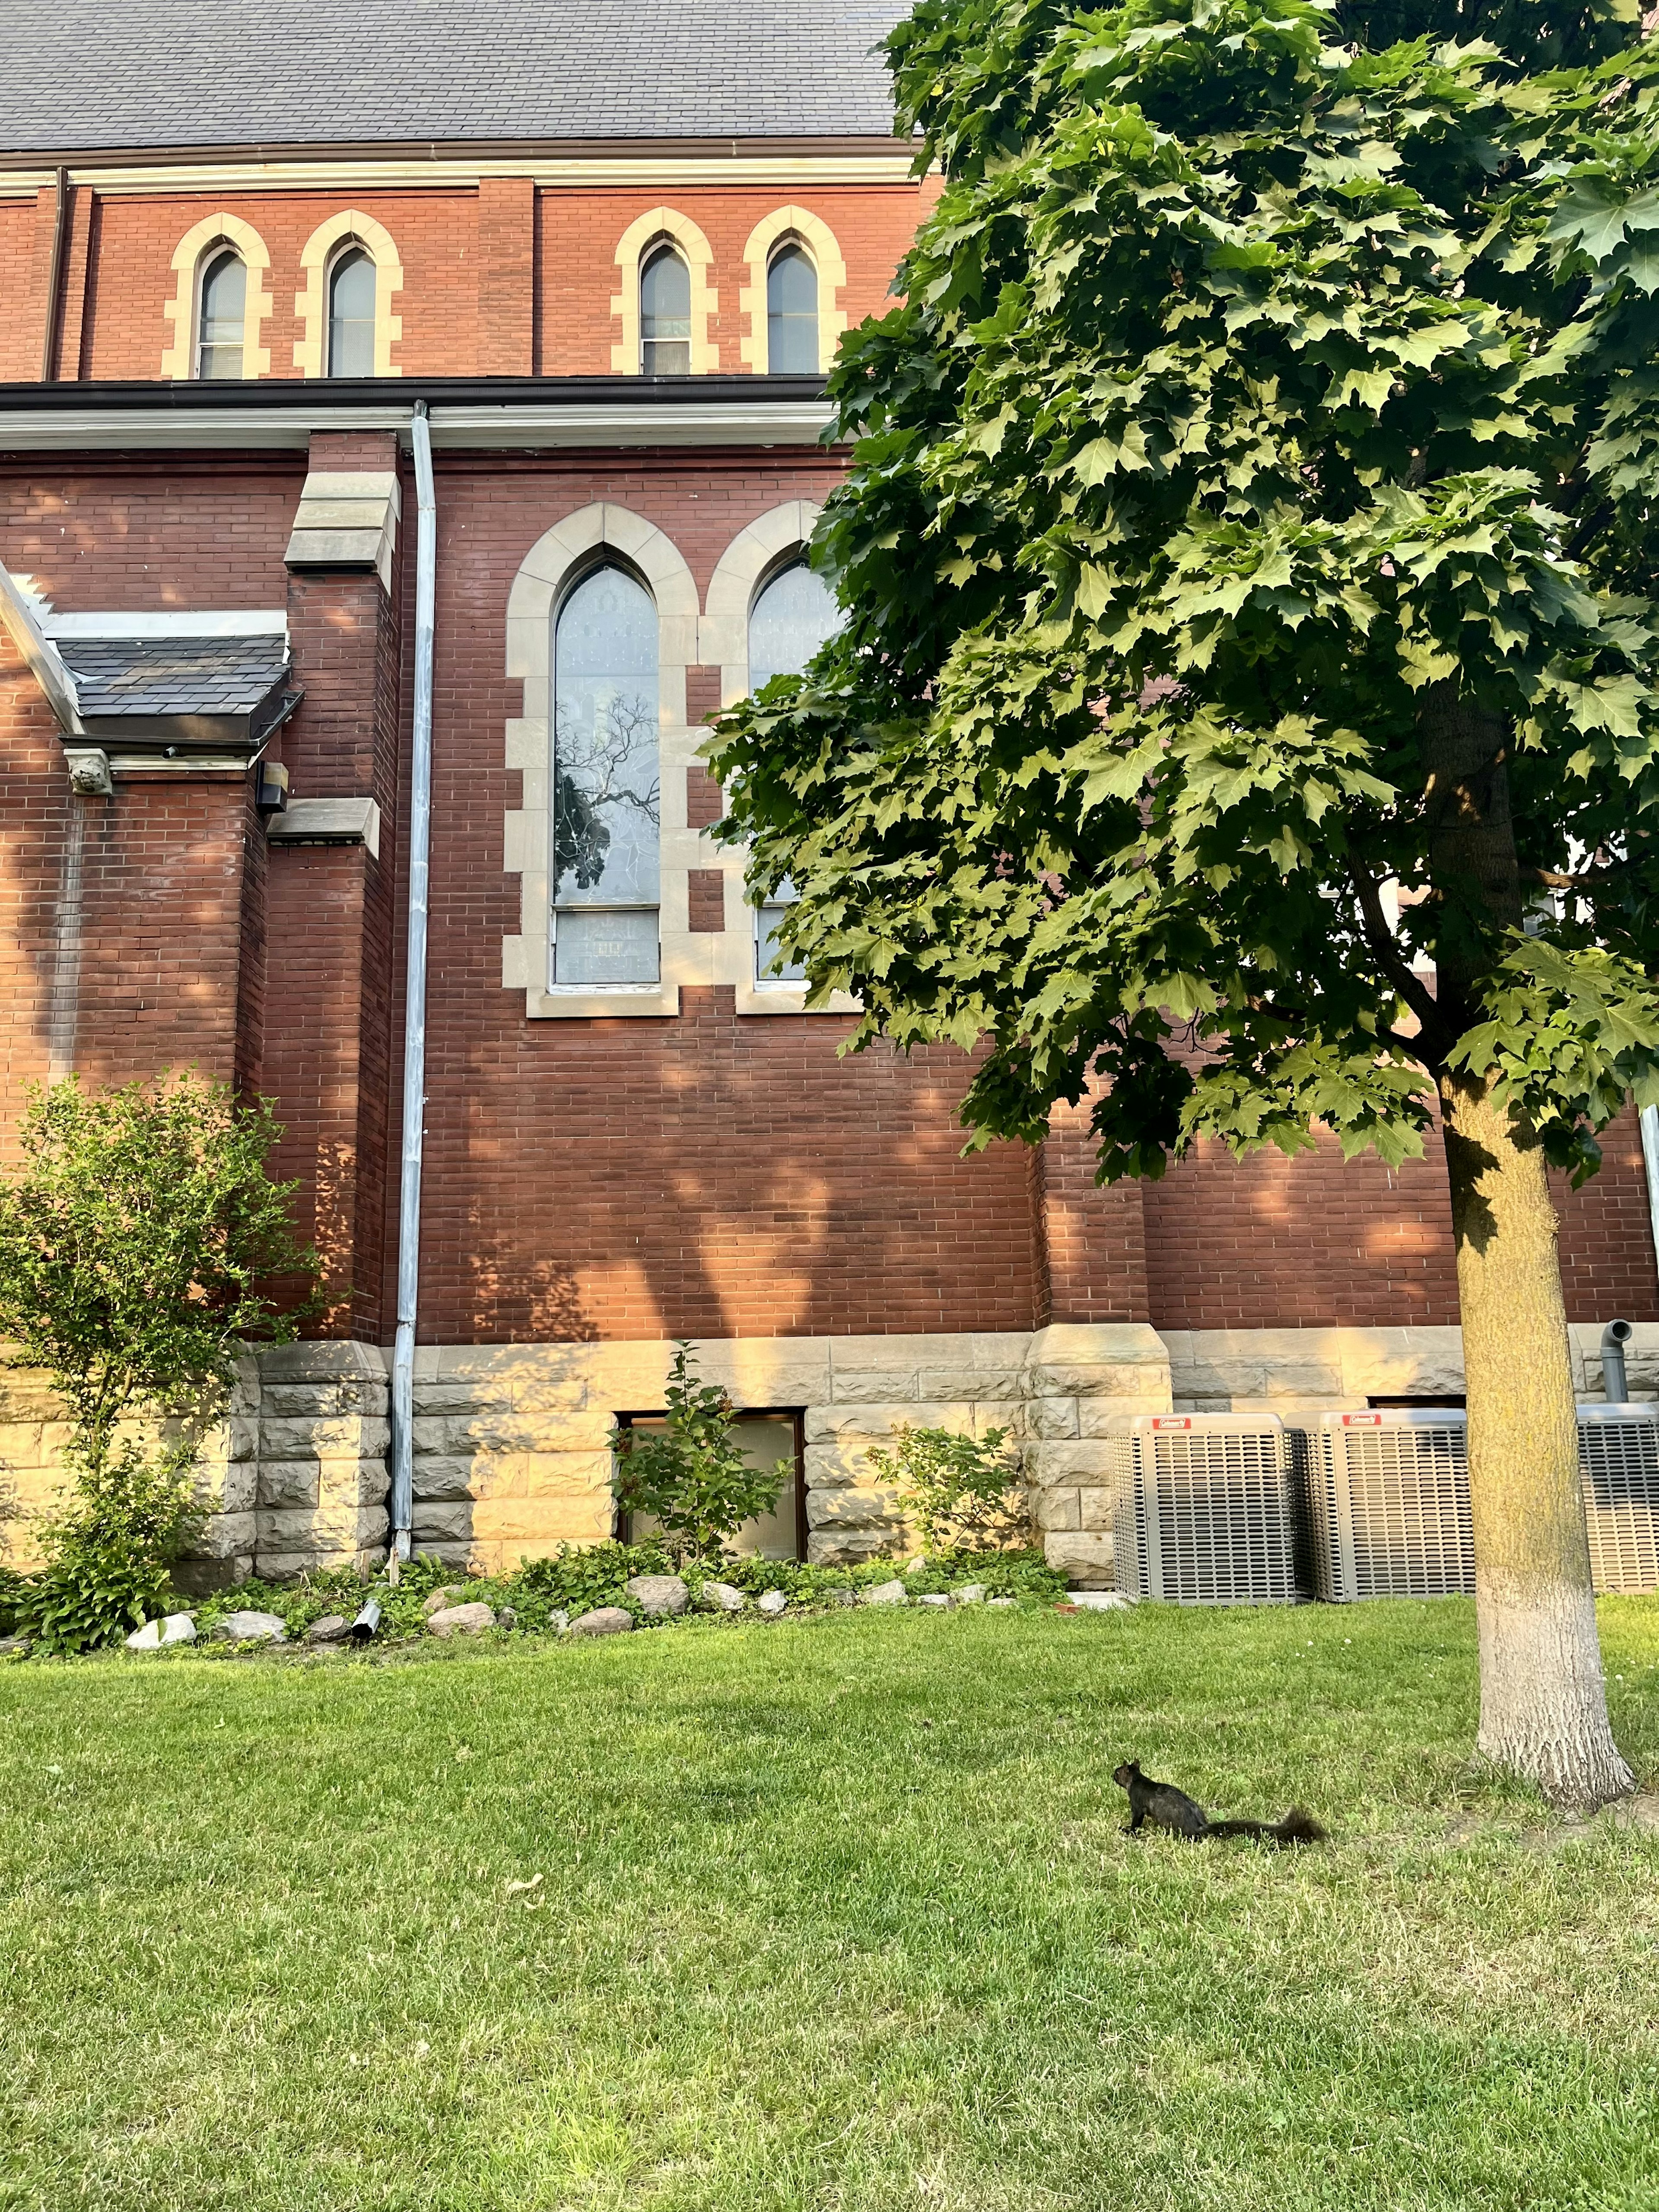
[0,460,301,610]
[1,176,927,388]
[0,630,253,1144]
[8,445,1658,1349]
[1141,1116,1659,1329]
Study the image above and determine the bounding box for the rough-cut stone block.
[469,1449,613,1500]
[917,1368,1024,1402]
[1026,1440,1123,1486]
[1025,1398,1080,1440]
[412,1454,475,1503]
[471,1496,610,1545]
[261,1380,385,1418]
[189,1510,257,1559]
[1044,1531,1116,1588]
[411,1500,474,1543]
[1028,1364,1175,1403]
[316,1458,391,1508]
[831,1370,918,1404]
[256,1503,387,1548]
[1035,1488,1080,1532]
[805,1487,900,1530]
[259,1341,388,1384]
[257,1460,321,1509]
[259,1415,391,1462]
[803,1441,875,1489]
[804,1402,973,1443]
[1078,1487,1117,1531]
[807,1530,898,1567]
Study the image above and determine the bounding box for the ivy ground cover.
[4,1598,1659,2211]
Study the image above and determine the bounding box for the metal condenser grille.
[1114,1415,1303,1605]
[1312,1411,1473,1602]
[1579,1408,1659,1595]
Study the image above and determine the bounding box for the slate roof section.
[60,636,292,717]
[0,0,906,154]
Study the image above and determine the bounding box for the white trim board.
[45,609,287,638]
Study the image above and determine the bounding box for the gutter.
[388,399,436,1565]
[0,374,835,453]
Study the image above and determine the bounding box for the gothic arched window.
[197,250,247,380]
[748,559,842,980]
[640,244,691,375]
[766,244,818,374]
[552,565,661,986]
[327,248,376,377]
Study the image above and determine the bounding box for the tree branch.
[1347,858,1449,1053]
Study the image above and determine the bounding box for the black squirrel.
[1112,1759,1326,1846]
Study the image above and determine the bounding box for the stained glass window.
[552,566,661,986]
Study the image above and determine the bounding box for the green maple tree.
[712,0,1659,1805]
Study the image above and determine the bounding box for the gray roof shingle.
[0,0,906,153]
[61,636,291,717]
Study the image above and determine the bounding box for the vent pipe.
[388,400,435,1566]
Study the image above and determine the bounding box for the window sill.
[525,984,681,1020]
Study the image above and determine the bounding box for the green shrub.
[0,1074,317,1652]
[863,1424,1033,1553]
[513,1540,675,1626]
[611,1344,783,1564]
[14,1439,205,1654]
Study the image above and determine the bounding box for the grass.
[4,1598,1659,2212]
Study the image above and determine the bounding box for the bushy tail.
[1203,1806,1325,1847]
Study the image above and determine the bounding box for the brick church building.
[0,0,1655,1587]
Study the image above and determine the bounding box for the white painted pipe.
[389,402,436,1563]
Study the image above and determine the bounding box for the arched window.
[640,245,691,376]
[197,250,247,380]
[749,560,841,693]
[766,243,819,374]
[552,565,661,986]
[749,559,842,981]
[327,248,376,378]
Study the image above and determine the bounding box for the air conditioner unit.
[1578,1405,1659,1595]
[1113,1413,1306,1605]
[1312,1404,1659,1602]
[1311,1409,1472,1603]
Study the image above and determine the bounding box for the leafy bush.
[611,1344,782,1563]
[513,1541,675,1627]
[896,1546,1066,1605]
[0,1074,316,1652]
[14,1440,204,1654]
[863,1424,1033,1553]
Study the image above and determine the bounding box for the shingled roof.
[0,0,906,155]
[59,636,292,718]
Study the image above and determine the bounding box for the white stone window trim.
[293,210,404,379]
[503,503,698,1018]
[610,207,719,375]
[737,207,848,375]
[700,500,858,1017]
[159,212,273,381]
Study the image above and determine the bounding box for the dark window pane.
[767,244,818,373]
[328,249,376,378]
[197,251,246,380]
[641,245,691,375]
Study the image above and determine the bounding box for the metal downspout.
[41,168,69,381]
[390,400,436,1564]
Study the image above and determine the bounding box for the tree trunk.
[1440,1071,1634,1810]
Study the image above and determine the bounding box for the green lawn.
[4,1599,1659,2212]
